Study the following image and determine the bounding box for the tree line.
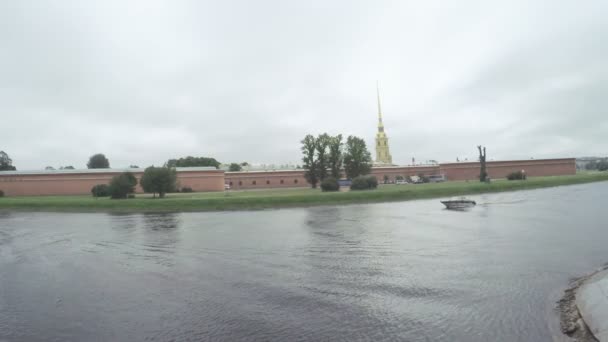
[300,133,373,188]
[585,158,608,171]
[1,150,233,171]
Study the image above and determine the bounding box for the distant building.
[375,84,393,165]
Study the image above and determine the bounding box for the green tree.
[328,134,343,179]
[301,134,319,188]
[343,136,372,179]
[585,161,597,170]
[60,166,75,170]
[87,153,110,169]
[315,133,331,181]
[0,151,16,171]
[108,172,137,199]
[229,163,242,172]
[165,156,220,169]
[129,165,139,169]
[45,166,55,170]
[140,166,177,198]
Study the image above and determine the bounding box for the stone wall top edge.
[439,158,575,167]
[0,167,224,177]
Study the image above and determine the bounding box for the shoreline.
[556,264,608,342]
[0,173,607,213]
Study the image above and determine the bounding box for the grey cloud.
[1,0,607,169]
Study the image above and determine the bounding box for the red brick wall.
[0,170,225,196]
[0,158,577,196]
[439,158,576,181]
[174,170,225,192]
[225,166,447,188]
[225,170,308,190]
[371,166,440,182]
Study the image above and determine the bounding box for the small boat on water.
[440,198,476,210]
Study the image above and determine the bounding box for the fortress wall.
[174,170,226,192]
[224,170,309,190]
[0,158,577,196]
[440,158,576,181]
[0,169,225,196]
[370,166,440,182]
[0,172,121,196]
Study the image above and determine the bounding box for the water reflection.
[305,205,376,244]
[302,204,393,286]
[142,212,181,231]
[139,213,181,267]
[103,213,183,267]
[108,213,139,232]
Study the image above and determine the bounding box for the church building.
[375,85,393,165]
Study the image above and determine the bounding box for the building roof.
[0,166,219,176]
[225,169,305,174]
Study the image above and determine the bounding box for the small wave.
[41,238,72,247]
[479,198,528,206]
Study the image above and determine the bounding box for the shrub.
[350,175,378,191]
[350,177,368,190]
[320,177,339,192]
[91,184,110,197]
[507,171,527,180]
[181,186,193,193]
[366,175,378,189]
[0,190,4,197]
[109,172,138,199]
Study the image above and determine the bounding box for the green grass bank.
[1,172,607,213]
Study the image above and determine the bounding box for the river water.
[1,182,607,341]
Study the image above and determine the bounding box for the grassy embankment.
[1,172,607,212]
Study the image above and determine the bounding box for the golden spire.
[376,81,383,123]
[376,82,384,132]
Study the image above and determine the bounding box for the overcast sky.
[1,0,607,169]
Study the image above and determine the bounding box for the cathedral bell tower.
[375,83,393,165]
